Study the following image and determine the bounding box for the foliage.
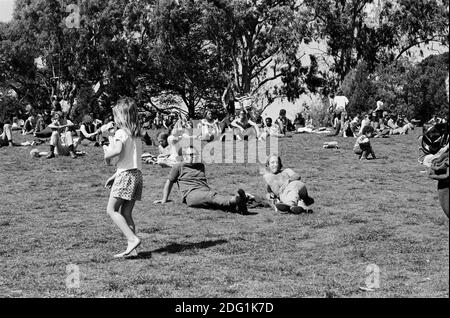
[304,93,330,127]
[340,52,449,121]
[303,0,449,85]
[0,95,26,122]
[0,0,448,121]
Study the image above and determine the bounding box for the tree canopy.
[0,0,448,122]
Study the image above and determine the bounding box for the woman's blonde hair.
[112,97,141,138]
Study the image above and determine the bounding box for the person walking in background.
[331,90,349,136]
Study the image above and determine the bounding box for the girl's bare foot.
[113,237,141,258]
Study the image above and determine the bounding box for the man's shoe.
[70,151,77,159]
[235,189,248,215]
[290,206,306,214]
[46,153,55,159]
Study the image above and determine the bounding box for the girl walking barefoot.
[104,97,143,258]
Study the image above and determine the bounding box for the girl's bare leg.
[121,200,139,256]
[107,196,141,258]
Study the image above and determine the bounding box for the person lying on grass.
[0,119,34,148]
[353,125,377,161]
[263,154,315,214]
[154,146,249,214]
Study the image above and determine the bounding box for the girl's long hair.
[112,97,141,138]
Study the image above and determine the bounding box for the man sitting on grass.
[154,146,249,214]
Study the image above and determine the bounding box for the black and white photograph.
[0,0,448,302]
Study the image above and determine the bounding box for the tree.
[401,52,449,121]
[133,0,226,119]
[340,52,449,121]
[303,0,449,85]
[201,0,316,110]
[3,0,146,120]
[340,61,377,115]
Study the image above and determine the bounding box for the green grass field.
[0,128,448,298]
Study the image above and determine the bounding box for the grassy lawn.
[0,128,448,298]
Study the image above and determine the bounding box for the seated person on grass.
[196,110,221,141]
[1,118,38,148]
[259,117,284,140]
[79,114,102,146]
[11,117,23,131]
[353,125,376,160]
[22,114,37,135]
[263,154,315,214]
[154,146,249,214]
[275,109,294,134]
[46,111,80,159]
[0,119,14,148]
[387,114,414,135]
[231,109,260,140]
[34,112,60,139]
[152,131,183,167]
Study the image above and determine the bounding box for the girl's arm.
[104,139,123,160]
[105,172,117,188]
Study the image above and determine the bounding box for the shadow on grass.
[134,239,228,259]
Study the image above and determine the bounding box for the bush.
[307,93,331,127]
[0,96,25,122]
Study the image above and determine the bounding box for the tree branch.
[251,72,284,96]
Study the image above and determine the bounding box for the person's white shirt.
[351,116,359,125]
[333,95,349,112]
[114,128,142,174]
[198,119,220,137]
[167,134,182,160]
[375,100,384,111]
[359,117,371,135]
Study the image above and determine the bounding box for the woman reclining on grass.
[263,154,315,214]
